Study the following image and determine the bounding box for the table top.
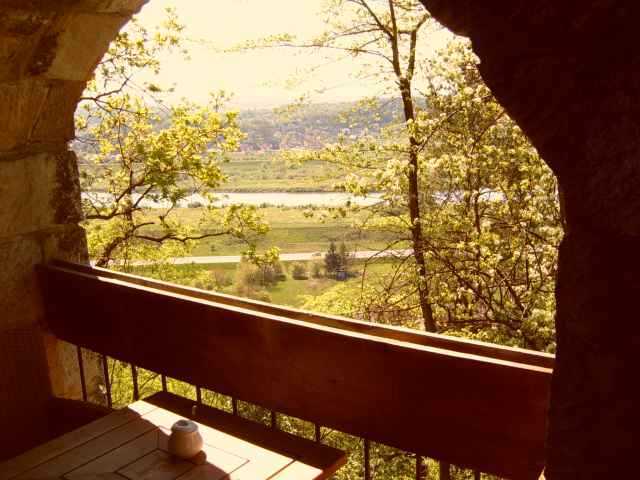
[1,392,346,480]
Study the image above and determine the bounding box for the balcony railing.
[38,261,553,480]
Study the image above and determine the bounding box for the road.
[129,249,413,266]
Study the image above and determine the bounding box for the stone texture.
[86,0,148,15]
[0,225,87,332]
[0,78,82,151]
[0,8,56,82]
[420,1,640,477]
[42,12,130,82]
[41,224,89,264]
[0,79,49,151]
[0,0,133,460]
[0,150,82,237]
[0,1,146,15]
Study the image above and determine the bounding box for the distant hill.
[74,98,406,161]
[238,99,404,152]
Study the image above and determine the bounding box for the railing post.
[130,364,139,401]
[474,470,481,480]
[364,439,371,480]
[76,346,87,402]
[314,423,321,443]
[270,410,277,429]
[161,374,167,392]
[439,461,451,480]
[196,386,202,404]
[101,354,112,408]
[416,455,426,480]
[232,397,238,416]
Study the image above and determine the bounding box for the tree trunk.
[399,77,436,332]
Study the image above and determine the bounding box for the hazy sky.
[134,0,451,109]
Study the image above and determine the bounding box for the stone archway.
[421,1,640,478]
[0,0,145,458]
[2,0,639,476]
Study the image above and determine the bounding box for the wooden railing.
[38,261,553,480]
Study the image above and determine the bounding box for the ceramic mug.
[168,419,204,459]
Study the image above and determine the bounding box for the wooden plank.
[117,450,194,480]
[155,425,248,478]
[63,475,124,480]
[54,261,554,369]
[65,429,158,478]
[13,418,157,479]
[269,461,325,480]
[39,265,551,479]
[141,408,293,480]
[0,402,157,480]
[143,393,343,476]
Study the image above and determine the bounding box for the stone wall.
[0,0,144,459]
[421,1,640,478]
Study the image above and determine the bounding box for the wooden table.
[1,392,346,480]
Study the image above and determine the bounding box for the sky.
[133,0,452,109]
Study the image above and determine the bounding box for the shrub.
[211,270,233,289]
[291,262,309,280]
[272,261,287,281]
[310,261,323,278]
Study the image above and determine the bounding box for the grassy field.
[79,151,347,193]
[219,152,345,192]
[138,206,400,256]
[134,259,396,309]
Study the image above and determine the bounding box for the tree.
[265,0,437,329]
[77,9,272,269]
[413,41,561,350]
[338,241,353,276]
[324,240,341,276]
[302,39,561,352]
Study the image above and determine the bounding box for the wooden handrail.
[38,261,551,479]
[50,260,554,369]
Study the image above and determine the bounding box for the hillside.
[237,98,403,151]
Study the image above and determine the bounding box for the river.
[83,191,383,208]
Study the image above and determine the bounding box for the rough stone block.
[0,78,81,151]
[30,80,85,144]
[42,224,89,264]
[0,8,55,81]
[43,12,129,82]
[83,0,148,15]
[0,79,49,150]
[0,150,83,237]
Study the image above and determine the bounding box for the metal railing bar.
[101,354,112,408]
[439,461,451,480]
[314,423,321,443]
[416,455,425,480]
[232,397,238,416]
[364,438,371,480]
[131,364,139,401]
[76,346,87,402]
[161,374,167,392]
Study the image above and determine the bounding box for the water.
[82,191,383,209]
